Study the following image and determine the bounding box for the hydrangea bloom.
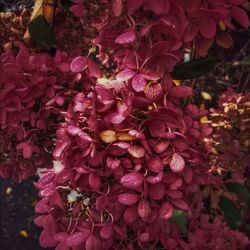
[34,71,213,249]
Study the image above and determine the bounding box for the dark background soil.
[0,177,53,250]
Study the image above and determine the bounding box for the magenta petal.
[158,202,174,219]
[232,6,250,28]
[115,30,136,44]
[148,182,165,200]
[123,206,139,224]
[70,56,88,73]
[87,58,101,78]
[144,82,162,101]
[121,172,144,188]
[169,86,193,98]
[118,193,140,205]
[16,142,33,159]
[116,69,136,81]
[65,231,87,247]
[113,0,123,16]
[132,74,146,92]
[170,153,185,173]
[149,120,166,137]
[104,112,125,124]
[147,157,164,173]
[138,199,151,218]
[100,224,114,239]
[199,18,216,39]
[127,0,143,14]
[89,173,101,190]
[171,198,189,210]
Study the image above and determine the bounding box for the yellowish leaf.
[201,91,212,101]
[100,130,117,143]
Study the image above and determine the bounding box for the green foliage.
[219,196,242,229]
[171,210,188,234]
[226,182,250,198]
[240,55,250,65]
[172,55,217,80]
[28,15,56,49]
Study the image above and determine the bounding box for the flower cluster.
[34,72,213,249]
[208,88,250,180]
[0,46,78,182]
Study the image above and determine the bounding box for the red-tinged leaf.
[128,145,145,158]
[158,202,174,219]
[100,224,114,239]
[121,172,144,188]
[70,56,88,73]
[113,0,123,16]
[169,153,185,173]
[87,58,101,78]
[66,231,87,247]
[118,193,140,205]
[232,6,249,28]
[123,206,139,224]
[132,74,146,92]
[116,69,136,81]
[147,157,164,173]
[138,199,151,218]
[171,198,189,210]
[169,86,193,98]
[115,30,136,44]
[144,82,162,101]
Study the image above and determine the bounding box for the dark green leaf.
[28,15,56,49]
[226,182,250,198]
[219,196,242,229]
[240,55,250,65]
[171,210,188,234]
[172,55,217,80]
[60,0,73,11]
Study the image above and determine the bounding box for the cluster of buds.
[208,88,250,179]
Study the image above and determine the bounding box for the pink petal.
[148,182,165,200]
[16,142,33,159]
[144,82,162,101]
[232,6,249,28]
[169,86,193,98]
[149,120,166,137]
[123,206,139,224]
[87,59,101,78]
[116,69,136,81]
[118,193,140,205]
[199,18,216,39]
[115,30,136,44]
[138,199,151,218]
[169,153,185,173]
[127,0,143,14]
[147,157,164,173]
[70,56,88,73]
[121,172,144,188]
[100,224,114,239]
[171,198,188,210]
[132,74,146,92]
[89,173,101,190]
[158,202,174,219]
[66,231,87,247]
[113,0,123,16]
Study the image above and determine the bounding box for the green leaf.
[28,15,56,49]
[240,55,250,65]
[60,0,73,11]
[226,182,250,198]
[219,196,242,229]
[172,55,217,80]
[171,210,188,234]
